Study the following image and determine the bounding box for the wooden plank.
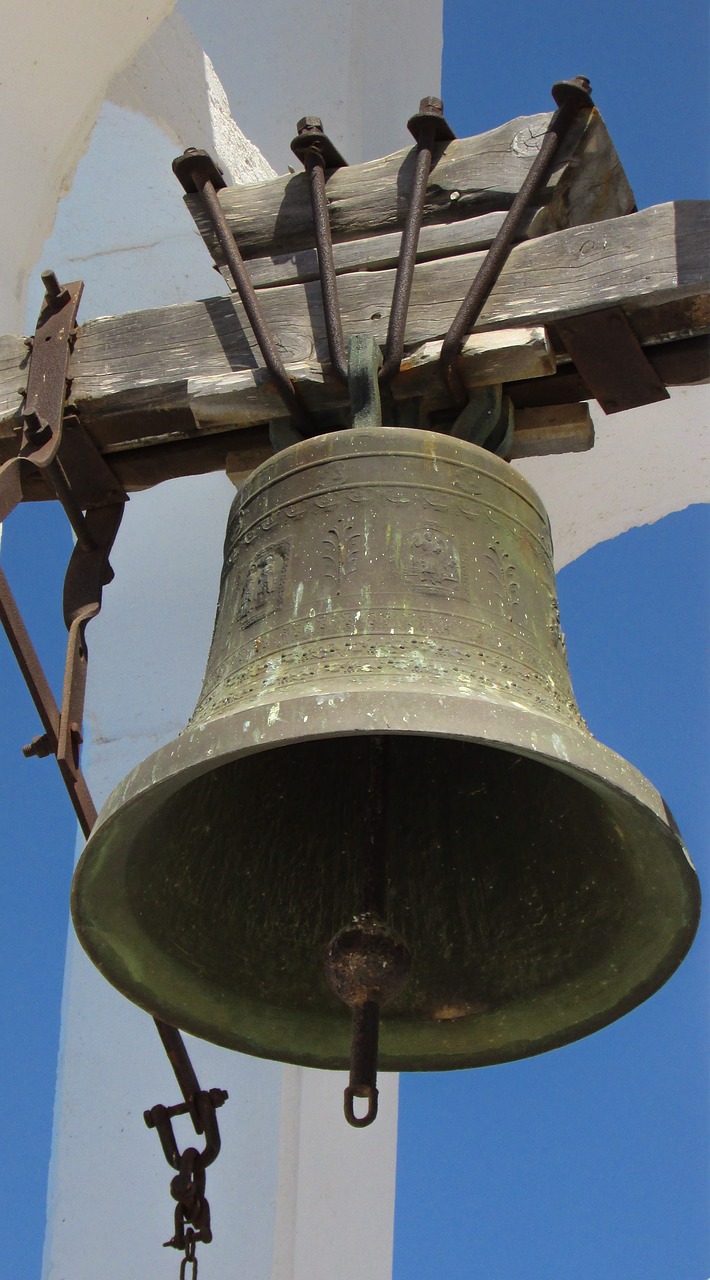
[0,335,28,418]
[0,327,555,460]
[227,208,536,290]
[189,107,634,266]
[187,327,555,433]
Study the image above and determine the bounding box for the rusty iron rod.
[154,1018,205,1130]
[440,77,593,408]
[304,150,349,383]
[379,121,436,383]
[44,458,97,551]
[188,167,312,433]
[343,736,388,1128]
[380,95,455,383]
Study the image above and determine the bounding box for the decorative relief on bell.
[401,527,461,596]
[545,587,568,655]
[322,517,362,587]
[237,544,289,627]
[192,428,586,733]
[486,536,523,622]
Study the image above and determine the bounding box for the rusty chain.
[145,1086,227,1276]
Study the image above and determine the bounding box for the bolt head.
[419,95,444,115]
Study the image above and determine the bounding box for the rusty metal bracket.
[348,334,383,431]
[0,271,127,832]
[449,384,515,456]
[1,272,228,1271]
[555,306,670,414]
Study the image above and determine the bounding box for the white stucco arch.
[0,0,176,328]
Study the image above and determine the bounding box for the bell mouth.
[71,692,700,1072]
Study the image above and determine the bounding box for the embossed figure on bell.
[71,428,700,1102]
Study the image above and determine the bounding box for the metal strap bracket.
[555,306,670,414]
[0,271,127,833]
[347,334,383,430]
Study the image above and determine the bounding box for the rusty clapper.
[71,426,700,1126]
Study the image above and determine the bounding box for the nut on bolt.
[551,76,593,108]
[296,115,324,135]
[418,96,444,115]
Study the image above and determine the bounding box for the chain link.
[179,1230,198,1279]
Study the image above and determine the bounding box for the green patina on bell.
[71,427,700,1071]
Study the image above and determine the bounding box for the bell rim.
[72,689,701,1071]
[80,686,693,848]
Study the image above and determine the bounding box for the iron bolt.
[418,96,444,115]
[23,733,52,759]
[41,270,69,305]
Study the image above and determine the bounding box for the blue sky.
[1,2,708,1278]
[393,5,710,1277]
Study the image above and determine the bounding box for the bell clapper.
[325,736,412,1128]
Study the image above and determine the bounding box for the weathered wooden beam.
[0,202,706,493]
[0,327,555,458]
[187,107,634,266]
[72,200,710,417]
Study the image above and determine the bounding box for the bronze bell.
[72,427,700,1090]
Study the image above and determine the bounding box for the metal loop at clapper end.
[344,1083,379,1128]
